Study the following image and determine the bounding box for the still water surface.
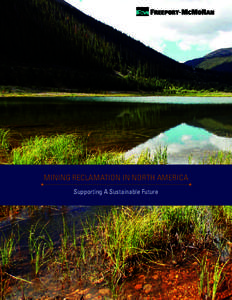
[1,96,232,163]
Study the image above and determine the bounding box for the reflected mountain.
[125,123,232,164]
[188,117,232,138]
[1,98,232,156]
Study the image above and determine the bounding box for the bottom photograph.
[1,205,232,300]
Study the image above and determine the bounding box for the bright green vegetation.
[11,133,119,165]
[85,207,163,285]
[197,254,228,299]
[10,133,167,165]
[201,151,232,165]
[80,206,232,295]
[137,146,167,164]
[28,221,54,276]
[12,134,85,165]
[0,130,232,165]
[2,206,232,299]
[0,230,17,300]
[0,232,16,269]
[211,257,228,300]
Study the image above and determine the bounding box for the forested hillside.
[1,0,232,92]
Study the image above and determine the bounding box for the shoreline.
[1,205,232,299]
[1,86,232,97]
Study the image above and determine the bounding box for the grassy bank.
[1,205,232,299]
[0,130,168,165]
[1,129,232,165]
[80,206,232,297]
[1,85,232,97]
[0,129,231,165]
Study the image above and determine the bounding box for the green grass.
[11,133,128,165]
[211,256,228,300]
[136,146,168,164]
[92,207,162,279]
[84,151,128,165]
[201,151,232,164]
[28,221,54,276]
[159,206,213,243]
[198,254,210,298]
[0,232,16,270]
[10,133,168,165]
[2,205,232,299]
[75,205,232,297]
[12,134,85,165]
[197,254,228,300]
[79,206,220,287]
[0,129,230,165]
[0,231,17,300]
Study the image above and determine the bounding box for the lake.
[1,96,232,163]
[1,95,232,298]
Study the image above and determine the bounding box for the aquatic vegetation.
[0,127,228,165]
[198,254,210,298]
[12,134,85,165]
[77,205,232,297]
[188,154,193,164]
[221,206,232,223]
[211,256,228,300]
[136,146,168,165]
[11,133,124,165]
[81,206,213,286]
[0,231,16,300]
[197,254,228,300]
[84,151,128,165]
[201,150,232,164]
[95,207,161,276]
[0,128,10,151]
[9,133,168,165]
[0,232,15,269]
[159,206,209,239]
[2,205,232,298]
[55,214,88,281]
[28,221,54,276]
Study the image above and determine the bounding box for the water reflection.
[0,97,232,160]
[125,123,232,164]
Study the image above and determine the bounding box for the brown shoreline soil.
[6,251,232,300]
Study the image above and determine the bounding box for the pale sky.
[65,0,232,62]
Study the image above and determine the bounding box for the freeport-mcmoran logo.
[136,7,215,16]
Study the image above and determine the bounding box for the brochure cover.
[1,0,232,298]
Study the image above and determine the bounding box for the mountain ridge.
[1,0,232,92]
[185,47,232,73]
